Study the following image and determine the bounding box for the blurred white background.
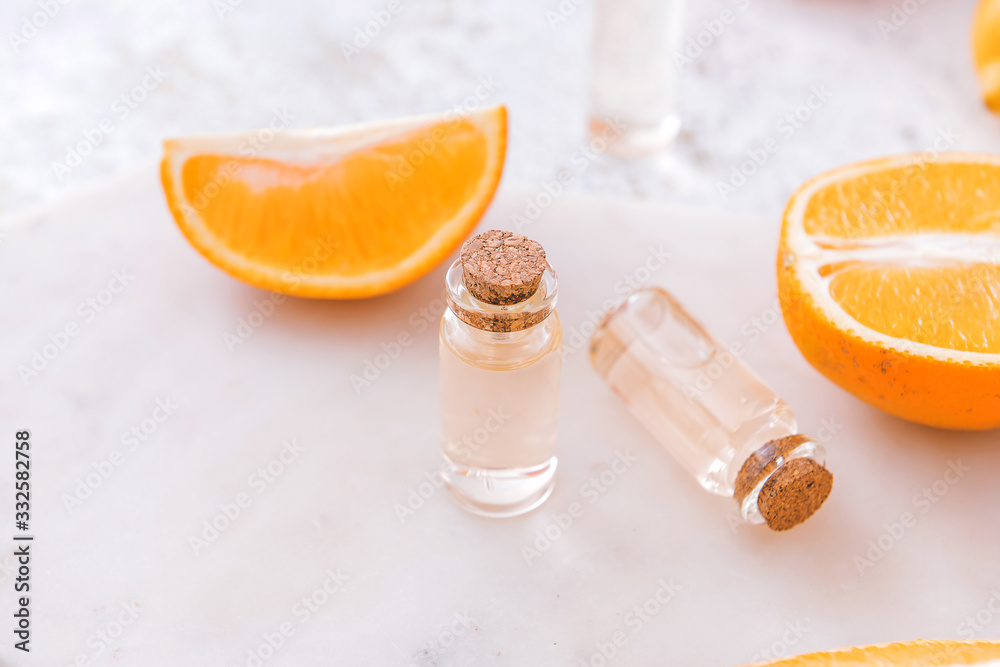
[1,0,997,218]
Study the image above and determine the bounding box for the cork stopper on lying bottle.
[449,230,556,332]
[733,434,833,531]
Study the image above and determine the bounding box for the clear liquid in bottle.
[590,287,832,530]
[439,231,562,518]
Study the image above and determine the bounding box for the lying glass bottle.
[589,287,833,531]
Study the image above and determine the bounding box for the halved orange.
[161,106,507,298]
[741,638,1000,666]
[778,153,1000,430]
[973,0,1000,113]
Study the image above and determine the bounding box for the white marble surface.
[2,167,1000,666]
[5,1,1000,665]
[2,0,999,220]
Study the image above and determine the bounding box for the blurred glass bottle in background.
[589,0,686,158]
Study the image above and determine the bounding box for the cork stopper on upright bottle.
[460,230,548,305]
[733,434,833,532]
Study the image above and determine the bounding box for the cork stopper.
[460,230,547,305]
[734,435,833,532]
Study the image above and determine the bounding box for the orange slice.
[778,153,1000,430]
[741,639,1000,666]
[973,0,1000,113]
[161,106,507,298]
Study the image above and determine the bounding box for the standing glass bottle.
[590,287,833,531]
[440,230,562,518]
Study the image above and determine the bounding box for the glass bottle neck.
[443,258,558,333]
[441,309,561,370]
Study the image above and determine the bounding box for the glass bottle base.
[441,457,557,518]
[589,114,681,158]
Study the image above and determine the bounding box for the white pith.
[783,152,1000,366]
[163,107,505,292]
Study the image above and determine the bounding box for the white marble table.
[2,0,999,220]
[1,167,999,666]
[4,1,1000,665]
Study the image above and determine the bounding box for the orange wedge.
[161,106,507,298]
[973,0,1000,112]
[740,639,1000,666]
[778,153,1000,430]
